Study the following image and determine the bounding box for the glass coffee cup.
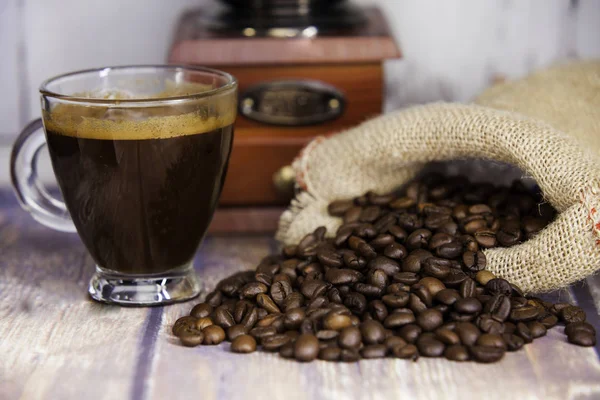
[11,65,237,306]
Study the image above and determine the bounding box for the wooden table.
[1,189,600,400]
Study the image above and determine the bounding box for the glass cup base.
[88,263,201,306]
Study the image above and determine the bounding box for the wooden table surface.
[1,189,600,400]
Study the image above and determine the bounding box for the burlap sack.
[276,61,600,294]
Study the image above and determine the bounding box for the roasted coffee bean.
[318,346,341,361]
[398,324,422,344]
[443,271,469,287]
[462,251,487,272]
[383,243,408,260]
[284,308,306,330]
[323,313,353,331]
[241,307,259,330]
[230,334,257,353]
[417,309,444,332]
[328,199,355,216]
[337,349,359,362]
[434,242,462,259]
[173,316,199,337]
[390,197,415,209]
[270,281,292,306]
[367,269,388,289]
[406,229,432,250]
[180,333,204,347]
[497,230,521,248]
[477,314,505,335]
[470,345,505,363]
[294,334,320,362]
[283,292,305,311]
[195,317,214,331]
[279,342,295,358]
[516,322,532,343]
[402,250,432,273]
[374,213,398,233]
[381,292,410,308]
[392,344,419,360]
[394,272,420,285]
[334,226,354,247]
[564,322,596,337]
[249,326,277,343]
[474,230,497,248]
[454,298,482,314]
[456,323,480,346]
[419,277,446,296]
[317,249,343,268]
[325,269,363,285]
[354,223,378,238]
[475,270,496,286]
[337,326,361,349]
[344,292,367,315]
[435,328,460,345]
[528,322,547,338]
[510,306,540,322]
[341,252,364,270]
[435,289,461,306]
[389,225,408,242]
[361,344,388,359]
[262,334,291,352]
[412,284,433,307]
[227,324,248,341]
[408,293,428,314]
[254,293,281,314]
[214,306,236,328]
[307,296,329,312]
[503,333,525,351]
[368,300,388,322]
[398,213,422,231]
[301,279,329,299]
[568,331,597,347]
[429,233,455,250]
[459,279,477,298]
[370,234,395,250]
[485,279,512,296]
[316,330,339,341]
[360,320,386,344]
[484,294,511,322]
[203,325,226,345]
[476,333,506,349]
[560,306,586,323]
[384,336,407,351]
[444,345,469,361]
[422,259,451,280]
[417,337,445,357]
[205,291,223,307]
[384,312,416,328]
[540,314,559,329]
[354,283,383,298]
[190,303,213,319]
[550,302,571,315]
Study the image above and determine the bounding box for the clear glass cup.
[11,65,237,306]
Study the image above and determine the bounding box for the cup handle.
[10,118,76,232]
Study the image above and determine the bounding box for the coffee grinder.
[168,0,401,232]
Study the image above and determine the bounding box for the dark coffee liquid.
[46,126,233,274]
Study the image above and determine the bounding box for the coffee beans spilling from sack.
[173,174,597,362]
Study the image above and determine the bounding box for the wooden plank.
[0,195,151,400]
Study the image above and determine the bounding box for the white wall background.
[0,0,599,184]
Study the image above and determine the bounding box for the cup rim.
[39,65,237,104]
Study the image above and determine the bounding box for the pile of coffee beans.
[173,174,597,363]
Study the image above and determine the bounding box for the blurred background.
[1,0,599,188]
